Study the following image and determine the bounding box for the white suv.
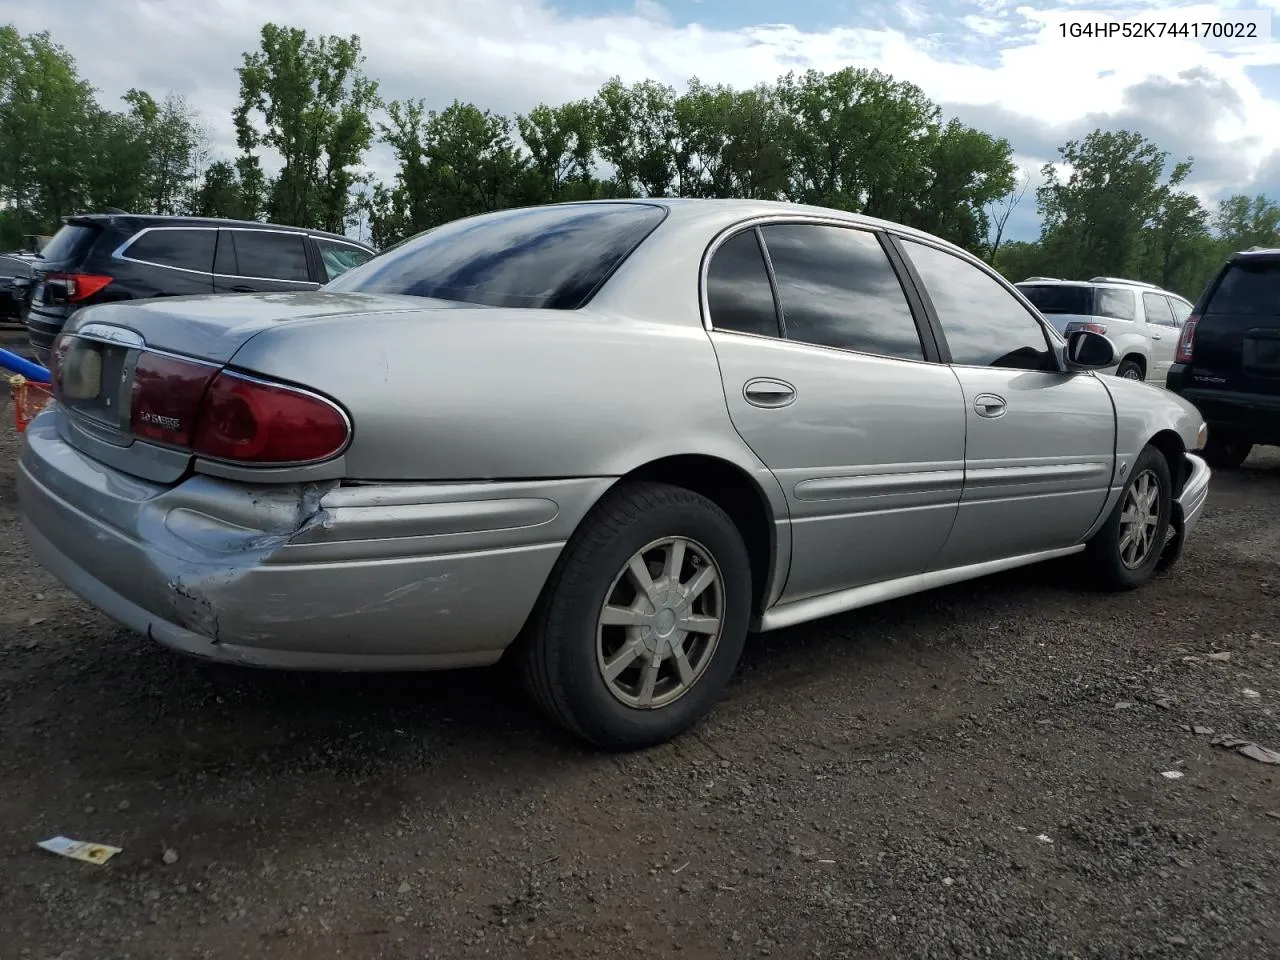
[1015,277,1194,383]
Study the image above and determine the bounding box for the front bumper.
[18,409,613,670]
[1159,452,1210,570]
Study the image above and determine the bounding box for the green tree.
[191,160,250,219]
[234,23,380,231]
[593,77,680,197]
[1214,193,1280,251]
[1037,129,1180,279]
[0,27,99,241]
[516,100,600,201]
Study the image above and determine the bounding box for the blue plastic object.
[0,347,50,383]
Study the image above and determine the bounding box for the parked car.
[23,213,375,364]
[1167,248,1280,467]
[1015,277,1193,384]
[18,199,1210,751]
[0,252,38,323]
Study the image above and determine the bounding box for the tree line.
[2,22,1277,300]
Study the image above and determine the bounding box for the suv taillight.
[1066,321,1109,336]
[1175,314,1199,364]
[128,353,350,464]
[46,272,113,302]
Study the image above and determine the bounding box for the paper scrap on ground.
[37,836,122,865]
[1161,770,1185,780]
[1212,734,1280,765]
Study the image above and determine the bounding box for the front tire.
[521,481,752,751]
[1086,444,1173,590]
[1115,359,1144,381]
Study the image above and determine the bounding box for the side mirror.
[1065,330,1117,370]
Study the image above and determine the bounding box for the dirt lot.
[1,329,1278,960]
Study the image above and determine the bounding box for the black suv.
[1167,248,1280,467]
[23,214,375,363]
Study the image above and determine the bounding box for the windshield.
[326,202,668,309]
[1017,284,1092,315]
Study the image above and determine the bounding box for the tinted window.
[1169,298,1192,324]
[706,230,779,337]
[760,224,923,360]
[230,230,310,283]
[40,224,99,263]
[1095,287,1136,321]
[124,229,215,273]
[327,203,667,309]
[1017,283,1092,315]
[316,238,373,282]
[902,239,1053,371]
[1143,292,1176,326]
[1206,261,1280,315]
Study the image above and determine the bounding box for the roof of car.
[1015,276,1188,300]
[65,213,370,249]
[1231,247,1280,261]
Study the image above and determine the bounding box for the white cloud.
[5,0,1280,230]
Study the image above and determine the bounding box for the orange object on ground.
[9,375,53,433]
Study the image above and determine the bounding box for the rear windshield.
[1206,260,1280,315]
[326,202,668,309]
[39,223,99,263]
[1018,284,1093,315]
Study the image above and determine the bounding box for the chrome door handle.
[743,378,796,408]
[1152,333,1163,340]
[973,393,1006,418]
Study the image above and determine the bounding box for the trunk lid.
[64,290,440,363]
[1193,258,1280,396]
[51,291,462,483]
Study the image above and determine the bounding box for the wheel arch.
[1117,352,1147,377]
[609,454,786,617]
[1148,428,1187,498]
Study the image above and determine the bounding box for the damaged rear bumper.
[17,410,612,670]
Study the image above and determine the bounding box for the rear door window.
[760,223,924,360]
[229,230,311,283]
[123,229,216,273]
[1142,292,1177,327]
[1169,298,1192,324]
[325,202,667,308]
[1095,287,1136,321]
[1206,261,1280,316]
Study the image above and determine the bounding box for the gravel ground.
[1,328,1279,959]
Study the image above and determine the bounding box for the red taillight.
[1175,315,1199,364]
[129,353,220,447]
[191,372,350,464]
[46,272,113,302]
[126,354,350,464]
[1067,321,1109,336]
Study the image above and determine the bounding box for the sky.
[6,0,1280,242]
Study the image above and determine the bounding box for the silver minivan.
[1016,277,1193,384]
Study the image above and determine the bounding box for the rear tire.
[520,481,752,751]
[1115,358,1144,381]
[1086,444,1173,591]
[1202,434,1253,469]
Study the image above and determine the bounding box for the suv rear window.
[39,224,99,263]
[1018,284,1092,315]
[326,203,668,309]
[1207,260,1280,315]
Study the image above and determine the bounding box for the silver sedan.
[18,199,1211,750]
